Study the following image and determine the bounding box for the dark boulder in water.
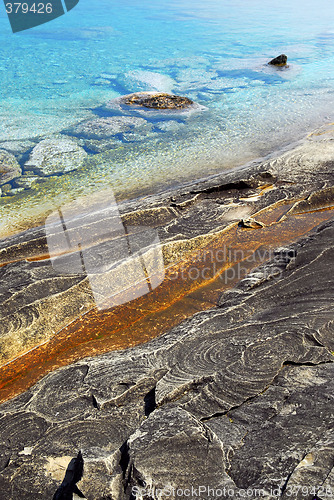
[268,54,288,66]
[103,92,205,116]
[122,92,194,110]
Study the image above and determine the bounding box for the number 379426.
[5,3,53,14]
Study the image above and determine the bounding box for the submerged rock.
[13,175,39,189]
[120,70,176,93]
[122,130,158,142]
[155,120,185,132]
[0,183,13,195]
[268,54,288,66]
[0,140,37,156]
[24,137,87,176]
[69,116,148,139]
[4,187,25,196]
[0,149,22,186]
[81,138,123,153]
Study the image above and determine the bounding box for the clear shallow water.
[0,0,334,234]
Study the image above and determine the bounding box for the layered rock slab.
[0,125,333,498]
[0,217,333,499]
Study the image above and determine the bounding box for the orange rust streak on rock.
[0,205,333,403]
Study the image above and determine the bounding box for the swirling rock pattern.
[0,126,333,498]
[0,259,94,365]
[0,217,333,499]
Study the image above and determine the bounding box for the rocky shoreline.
[0,123,333,499]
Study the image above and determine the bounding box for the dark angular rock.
[268,54,288,66]
[227,364,334,497]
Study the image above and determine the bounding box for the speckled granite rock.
[0,126,333,499]
[24,137,87,176]
[103,92,205,116]
[122,92,194,109]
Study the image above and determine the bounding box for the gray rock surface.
[0,219,333,499]
[0,126,333,499]
[24,137,87,176]
[2,187,25,196]
[0,258,93,365]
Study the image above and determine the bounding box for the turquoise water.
[0,0,334,233]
